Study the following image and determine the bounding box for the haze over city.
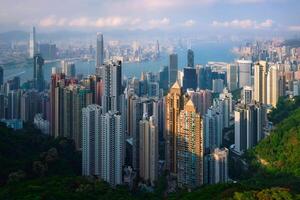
[0,1,300,200]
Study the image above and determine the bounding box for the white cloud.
[288,26,300,32]
[212,19,274,29]
[148,18,170,28]
[183,19,196,27]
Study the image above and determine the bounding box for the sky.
[0,0,300,37]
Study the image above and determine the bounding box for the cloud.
[183,20,196,27]
[212,19,274,29]
[288,25,300,32]
[38,15,172,30]
[148,18,170,29]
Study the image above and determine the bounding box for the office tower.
[177,100,203,188]
[254,61,267,104]
[208,148,229,184]
[100,111,124,186]
[183,67,197,91]
[165,81,183,174]
[234,103,266,154]
[226,64,237,91]
[62,61,76,77]
[102,61,122,113]
[242,86,253,104]
[82,104,102,176]
[236,59,252,88]
[159,66,169,92]
[187,89,212,116]
[187,49,194,68]
[204,106,223,152]
[267,65,279,107]
[147,82,160,97]
[29,26,37,58]
[33,54,45,91]
[201,66,213,90]
[96,33,104,67]
[139,116,158,185]
[20,90,40,122]
[7,90,21,119]
[169,54,178,87]
[0,66,3,86]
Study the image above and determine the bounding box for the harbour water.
[3,42,237,83]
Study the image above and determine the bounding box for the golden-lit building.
[164,81,183,174]
[177,99,204,188]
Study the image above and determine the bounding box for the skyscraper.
[254,61,268,104]
[183,67,197,91]
[33,54,45,91]
[82,104,102,176]
[187,89,212,116]
[207,148,229,184]
[62,61,76,77]
[169,54,178,87]
[139,115,158,185]
[234,103,266,154]
[29,26,37,58]
[102,61,122,113]
[96,33,104,67]
[236,59,252,88]
[100,111,124,186]
[177,99,203,188]
[226,64,237,91]
[159,66,169,92]
[242,86,253,105]
[165,81,183,174]
[82,105,124,186]
[187,49,194,68]
[267,65,279,107]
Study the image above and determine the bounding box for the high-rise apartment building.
[177,99,203,188]
[236,59,252,88]
[102,61,122,113]
[254,61,268,104]
[164,81,183,174]
[139,116,158,185]
[267,65,279,107]
[234,103,266,154]
[82,105,124,186]
[207,148,229,184]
